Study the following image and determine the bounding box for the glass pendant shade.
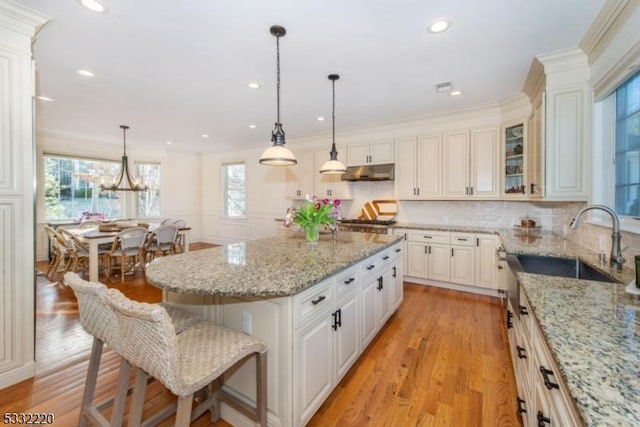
[260,25,297,166]
[319,158,347,174]
[259,144,297,166]
[320,74,346,175]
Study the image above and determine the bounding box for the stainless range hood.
[341,163,394,181]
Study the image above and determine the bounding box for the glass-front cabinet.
[503,123,525,195]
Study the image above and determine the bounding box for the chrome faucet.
[570,204,624,268]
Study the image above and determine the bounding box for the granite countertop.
[145,232,403,297]
[392,222,499,235]
[518,273,640,426]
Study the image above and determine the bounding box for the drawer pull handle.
[392,266,396,278]
[517,397,527,414]
[344,277,355,284]
[395,248,401,253]
[519,305,529,315]
[457,238,468,241]
[311,295,326,305]
[382,255,390,260]
[366,265,375,270]
[516,345,527,359]
[539,366,559,390]
[423,235,433,239]
[537,411,550,426]
[506,310,513,329]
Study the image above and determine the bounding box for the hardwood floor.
[0,247,520,426]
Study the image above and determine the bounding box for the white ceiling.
[18,0,606,154]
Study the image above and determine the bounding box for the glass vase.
[304,224,320,243]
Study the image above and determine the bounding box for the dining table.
[67,224,191,282]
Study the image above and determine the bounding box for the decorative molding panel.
[0,52,14,192]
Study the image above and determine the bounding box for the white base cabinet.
[404,228,502,291]
[506,290,583,426]
[208,241,403,427]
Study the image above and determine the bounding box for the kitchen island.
[146,231,404,427]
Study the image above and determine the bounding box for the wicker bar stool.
[105,288,268,427]
[64,272,202,427]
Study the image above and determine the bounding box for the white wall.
[200,146,290,245]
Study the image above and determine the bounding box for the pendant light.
[259,25,297,166]
[100,125,148,192]
[320,74,347,174]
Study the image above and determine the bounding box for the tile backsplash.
[342,182,639,264]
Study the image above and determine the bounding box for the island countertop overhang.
[145,232,404,297]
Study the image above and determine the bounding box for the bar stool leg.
[109,359,132,427]
[128,369,149,427]
[78,338,103,427]
[257,351,267,426]
[175,395,194,427]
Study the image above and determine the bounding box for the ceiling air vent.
[434,81,453,93]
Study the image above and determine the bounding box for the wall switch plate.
[242,311,252,334]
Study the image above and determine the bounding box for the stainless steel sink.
[515,254,616,283]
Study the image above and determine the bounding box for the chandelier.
[100,125,148,192]
[259,25,297,166]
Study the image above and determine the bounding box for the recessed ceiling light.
[77,69,95,77]
[249,124,257,129]
[201,134,209,138]
[450,90,462,96]
[247,82,260,89]
[428,19,450,34]
[36,96,55,102]
[166,140,173,145]
[77,0,106,13]
[317,116,325,121]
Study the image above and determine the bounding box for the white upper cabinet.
[523,48,590,201]
[443,131,470,197]
[347,139,394,166]
[470,128,499,197]
[395,135,441,199]
[286,148,315,199]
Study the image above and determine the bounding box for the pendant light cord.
[332,78,336,150]
[276,34,281,124]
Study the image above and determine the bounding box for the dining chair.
[171,219,187,253]
[144,225,178,264]
[105,288,268,427]
[160,218,174,225]
[60,228,111,278]
[64,272,203,427]
[104,226,148,283]
[43,225,66,280]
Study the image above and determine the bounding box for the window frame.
[42,153,125,221]
[135,161,162,218]
[222,162,247,218]
[593,70,640,234]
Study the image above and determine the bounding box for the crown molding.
[593,39,640,99]
[580,0,640,64]
[0,0,49,38]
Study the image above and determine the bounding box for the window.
[136,162,161,217]
[615,70,640,217]
[44,154,123,220]
[223,163,246,217]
